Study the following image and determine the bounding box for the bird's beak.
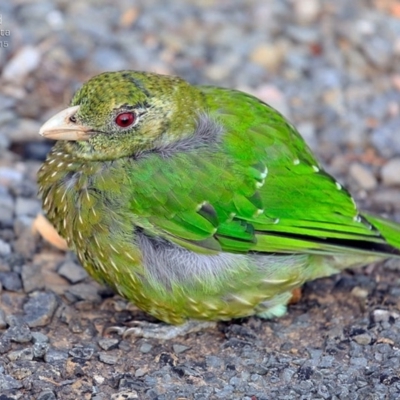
[39,105,92,141]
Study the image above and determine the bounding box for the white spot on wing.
[312,165,320,172]
[260,167,268,179]
[335,182,342,190]
[274,218,280,224]
[256,179,265,188]
[293,159,300,165]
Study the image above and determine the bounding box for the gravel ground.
[1,0,400,399]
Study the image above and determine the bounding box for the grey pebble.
[0,371,23,391]
[381,158,400,186]
[349,163,377,190]
[21,264,45,293]
[0,309,6,329]
[13,216,38,259]
[44,348,68,363]
[353,333,372,345]
[0,191,14,227]
[206,355,223,368]
[2,46,41,82]
[0,239,11,257]
[139,342,153,354]
[350,357,368,367]
[0,271,22,291]
[0,167,23,186]
[15,197,41,217]
[172,344,190,354]
[135,368,147,378]
[373,309,396,324]
[110,391,138,400]
[36,390,57,400]
[98,338,119,351]
[31,331,49,344]
[99,352,118,365]
[58,260,88,283]
[22,291,58,328]
[8,322,32,343]
[69,346,95,360]
[65,283,102,303]
[33,341,49,358]
[7,347,34,361]
[0,334,11,354]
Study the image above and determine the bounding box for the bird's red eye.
[115,112,136,128]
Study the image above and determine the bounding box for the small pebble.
[135,368,147,377]
[0,310,7,329]
[58,260,89,283]
[2,46,41,82]
[69,346,95,360]
[98,338,119,351]
[36,390,57,400]
[7,347,34,361]
[351,286,369,300]
[139,343,153,354]
[33,341,49,359]
[349,163,377,190]
[31,331,49,344]
[172,344,190,354]
[65,283,102,303]
[13,216,38,259]
[44,348,68,363]
[381,158,400,186]
[0,372,23,390]
[353,333,372,345]
[98,352,118,365]
[0,239,11,256]
[0,271,22,291]
[7,322,32,343]
[22,291,58,328]
[111,391,138,400]
[21,264,45,293]
[373,309,393,324]
[15,198,41,217]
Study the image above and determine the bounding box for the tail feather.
[362,212,400,252]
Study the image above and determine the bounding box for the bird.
[37,70,400,337]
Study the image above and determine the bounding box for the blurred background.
[1,1,400,399]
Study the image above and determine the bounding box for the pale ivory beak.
[39,105,92,141]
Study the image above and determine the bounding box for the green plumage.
[38,71,400,324]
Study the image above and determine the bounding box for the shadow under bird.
[37,71,400,337]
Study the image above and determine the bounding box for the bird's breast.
[38,149,144,286]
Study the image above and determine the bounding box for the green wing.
[128,87,400,257]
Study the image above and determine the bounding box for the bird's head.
[39,71,205,160]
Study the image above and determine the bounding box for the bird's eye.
[115,112,136,128]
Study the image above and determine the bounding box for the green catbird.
[38,71,400,327]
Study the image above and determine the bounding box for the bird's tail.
[362,212,400,253]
